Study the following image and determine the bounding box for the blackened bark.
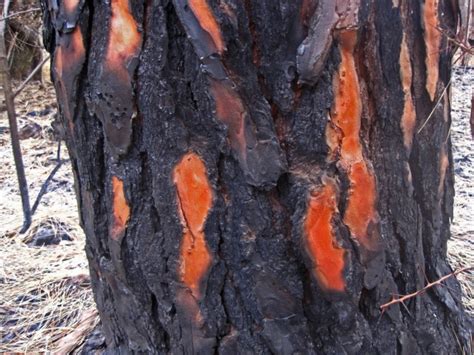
[42,0,471,353]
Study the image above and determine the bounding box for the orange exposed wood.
[305,182,346,292]
[189,0,225,54]
[54,27,85,80]
[174,153,213,299]
[438,146,449,197]
[344,162,378,250]
[111,176,130,240]
[53,26,85,133]
[443,91,449,123]
[423,0,441,101]
[210,79,246,158]
[329,30,379,251]
[399,33,416,150]
[64,0,80,14]
[106,0,141,77]
[331,31,363,167]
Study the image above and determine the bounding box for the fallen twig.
[380,266,473,311]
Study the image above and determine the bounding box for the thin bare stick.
[380,266,473,311]
[462,0,472,65]
[13,54,50,98]
[417,25,473,135]
[6,30,17,60]
[31,142,63,215]
[416,75,454,134]
[417,50,465,135]
[0,7,40,21]
[0,0,32,233]
[446,36,474,55]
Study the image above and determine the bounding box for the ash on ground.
[448,66,474,315]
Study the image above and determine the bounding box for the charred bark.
[42,0,471,353]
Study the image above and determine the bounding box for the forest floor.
[0,81,98,353]
[0,68,473,352]
[448,66,474,318]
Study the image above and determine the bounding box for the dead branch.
[31,142,64,215]
[417,26,472,135]
[417,73,454,134]
[6,29,17,60]
[0,0,32,232]
[380,266,473,311]
[13,54,50,97]
[1,7,40,21]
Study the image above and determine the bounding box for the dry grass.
[0,80,97,353]
[0,218,98,352]
[448,238,474,315]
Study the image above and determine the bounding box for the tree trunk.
[42,0,471,353]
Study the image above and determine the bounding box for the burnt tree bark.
[42,0,471,353]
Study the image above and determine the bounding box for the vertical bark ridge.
[188,0,225,54]
[53,26,85,135]
[399,33,417,151]
[296,0,337,86]
[172,0,287,189]
[90,0,143,156]
[423,0,441,101]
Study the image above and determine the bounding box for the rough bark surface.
[42,0,471,353]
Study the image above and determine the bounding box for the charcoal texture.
[42,0,471,353]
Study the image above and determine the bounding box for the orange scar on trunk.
[54,26,85,85]
[111,176,130,240]
[174,153,213,299]
[106,0,141,78]
[399,33,416,150]
[438,146,449,198]
[53,26,85,133]
[344,162,378,250]
[423,0,440,101]
[331,31,363,166]
[210,79,247,159]
[188,0,225,54]
[63,0,80,14]
[305,182,346,292]
[329,30,379,251]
